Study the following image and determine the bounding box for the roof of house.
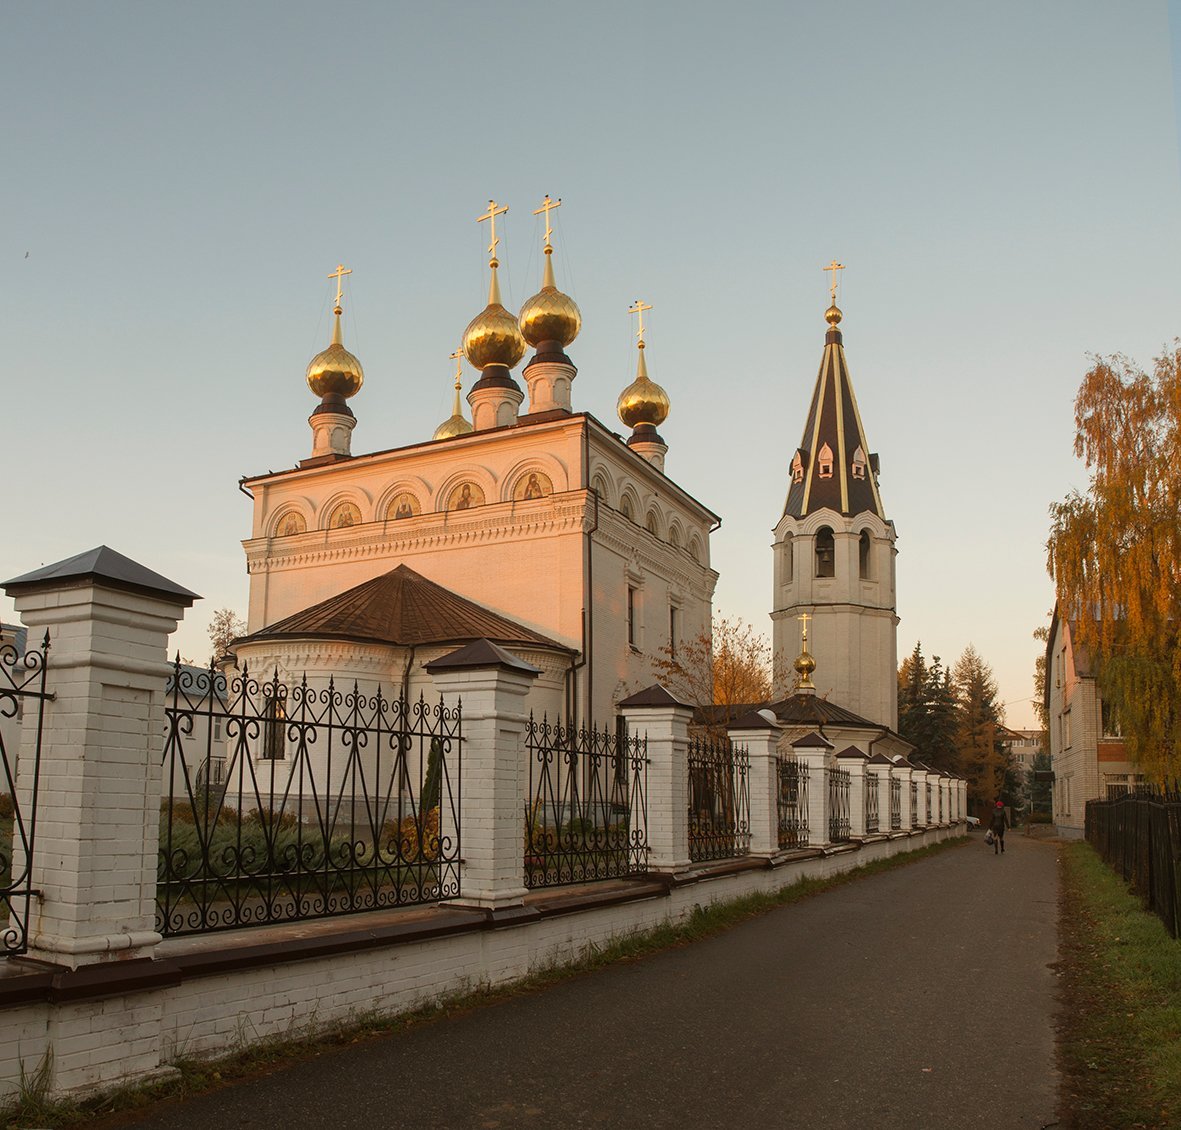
[235,564,574,655]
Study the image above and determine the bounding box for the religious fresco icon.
[275,512,307,538]
[514,470,553,501]
[448,481,485,511]
[387,493,421,520]
[329,502,362,528]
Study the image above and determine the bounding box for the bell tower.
[771,272,898,728]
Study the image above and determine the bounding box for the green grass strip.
[3,836,965,1128]
[1059,841,1181,1129]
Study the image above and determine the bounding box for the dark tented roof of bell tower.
[782,311,885,521]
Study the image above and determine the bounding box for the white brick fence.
[0,551,967,1100]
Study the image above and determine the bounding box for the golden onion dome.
[825,302,843,327]
[306,307,364,399]
[462,265,526,370]
[433,365,474,440]
[794,649,816,679]
[617,345,670,429]
[519,249,581,348]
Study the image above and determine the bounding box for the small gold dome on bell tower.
[617,299,669,429]
[519,196,581,350]
[462,199,527,371]
[307,265,364,401]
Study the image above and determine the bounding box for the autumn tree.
[952,644,1008,807]
[651,612,773,724]
[1046,344,1181,782]
[207,608,246,664]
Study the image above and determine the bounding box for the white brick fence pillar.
[791,732,832,846]
[895,762,914,831]
[620,685,693,874]
[5,547,196,969]
[425,639,538,910]
[728,710,782,858]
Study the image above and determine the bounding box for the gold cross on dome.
[449,348,463,387]
[822,259,844,302]
[533,194,562,248]
[628,298,653,345]
[328,263,352,308]
[798,611,812,646]
[477,199,509,263]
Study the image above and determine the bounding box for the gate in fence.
[525,716,649,888]
[0,631,51,956]
[688,735,751,862]
[158,659,462,937]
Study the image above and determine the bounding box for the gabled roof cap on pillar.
[424,638,541,674]
[791,730,833,750]
[618,684,694,709]
[4,546,199,606]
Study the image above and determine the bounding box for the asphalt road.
[107,834,1061,1130]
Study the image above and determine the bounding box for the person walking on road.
[989,799,1009,854]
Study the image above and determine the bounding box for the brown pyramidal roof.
[237,564,572,653]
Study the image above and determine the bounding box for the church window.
[329,502,362,529]
[859,530,872,579]
[262,696,286,760]
[817,443,834,479]
[688,537,701,563]
[815,526,835,578]
[669,525,682,549]
[784,535,794,581]
[621,495,635,522]
[851,446,867,480]
[669,604,679,657]
[645,512,660,537]
[627,586,638,649]
[791,451,804,484]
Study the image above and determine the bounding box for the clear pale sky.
[3,2,1179,729]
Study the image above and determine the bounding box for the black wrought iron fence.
[865,771,880,833]
[925,782,932,824]
[1086,788,1181,939]
[776,755,809,850]
[0,631,51,956]
[938,781,944,822]
[688,735,751,862]
[890,774,902,830]
[828,766,851,842]
[525,716,648,887]
[158,659,461,937]
[910,778,918,825]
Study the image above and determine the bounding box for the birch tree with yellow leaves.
[1047,343,1181,782]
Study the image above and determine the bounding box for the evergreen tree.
[953,645,1008,807]
[897,644,959,770]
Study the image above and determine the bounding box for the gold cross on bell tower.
[822,259,844,303]
[533,194,561,249]
[477,199,509,265]
[449,348,463,390]
[628,299,653,347]
[328,263,352,310]
[798,611,812,647]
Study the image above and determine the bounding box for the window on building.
[817,442,834,479]
[815,527,835,578]
[262,697,287,760]
[669,604,679,657]
[621,496,634,522]
[627,586,638,649]
[791,450,804,483]
[1063,709,1071,749]
[851,446,867,480]
[784,535,793,582]
[1101,699,1121,737]
[858,530,871,579]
